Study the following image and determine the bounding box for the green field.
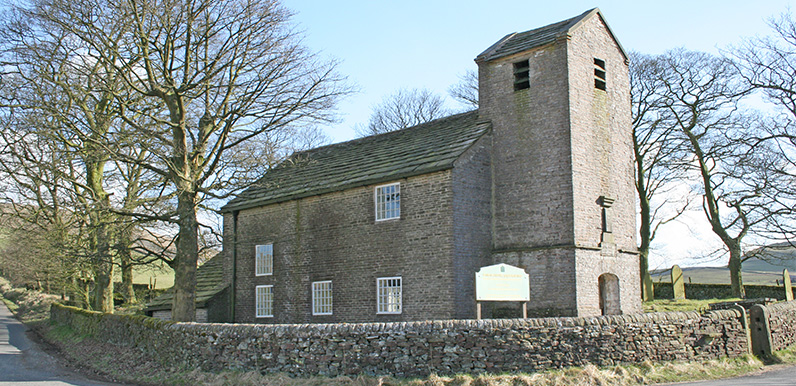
[113,260,174,289]
[651,244,796,285]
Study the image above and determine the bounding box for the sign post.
[475,263,530,319]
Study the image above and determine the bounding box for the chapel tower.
[477,8,641,316]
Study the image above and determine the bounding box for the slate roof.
[222,110,490,212]
[476,8,627,63]
[145,253,225,312]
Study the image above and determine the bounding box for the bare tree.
[653,49,779,298]
[629,51,693,301]
[0,5,137,312]
[25,0,351,321]
[0,122,91,305]
[734,11,796,245]
[356,88,449,137]
[448,69,479,109]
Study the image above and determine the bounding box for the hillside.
[651,243,796,285]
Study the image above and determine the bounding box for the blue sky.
[281,1,795,269]
[283,0,794,143]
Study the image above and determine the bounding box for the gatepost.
[749,304,773,360]
[671,265,685,300]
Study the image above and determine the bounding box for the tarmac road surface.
[663,364,796,386]
[0,300,121,386]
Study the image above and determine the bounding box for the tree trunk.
[119,228,136,305]
[638,191,653,301]
[83,279,91,309]
[728,244,745,299]
[639,248,653,301]
[86,151,114,313]
[90,204,115,313]
[93,260,114,312]
[171,188,199,322]
[121,250,136,305]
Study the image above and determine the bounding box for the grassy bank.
[1,278,794,386]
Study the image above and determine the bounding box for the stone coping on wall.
[163,309,740,332]
[767,299,796,313]
[54,302,743,332]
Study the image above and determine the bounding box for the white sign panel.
[475,263,530,301]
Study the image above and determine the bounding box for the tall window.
[377,277,402,314]
[513,59,530,91]
[312,281,333,315]
[255,285,273,318]
[375,183,400,221]
[255,244,273,276]
[594,58,606,90]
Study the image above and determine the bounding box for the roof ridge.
[475,8,600,63]
[291,109,480,158]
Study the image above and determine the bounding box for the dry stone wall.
[655,283,793,301]
[767,301,796,351]
[52,304,748,377]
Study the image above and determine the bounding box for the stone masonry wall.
[567,13,635,255]
[231,170,457,324]
[52,303,749,378]
[654,283,793,301]
[451,134,493,319]
[767,301,796,351]
[568,15,641,316]
[478,34,579,316]
[477,12,640,318]
[479,38,574,252]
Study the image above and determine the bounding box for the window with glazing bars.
[377,277,402,314]
[255,285,273,317]
[375,183,400,221]
[312,281,333,315]
[255,244,273,276]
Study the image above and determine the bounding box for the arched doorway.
[598,273,621,315]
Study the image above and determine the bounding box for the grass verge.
[0,277,58,322]
[642,298,742,313]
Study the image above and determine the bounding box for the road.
[0,300,121,386]
[664,364,796,386]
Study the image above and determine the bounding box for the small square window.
[377,277,402,314]
[255,244,273,276]
[375,183,400,221]
[513,59,530,91]
[312,281,333,315]
[255,285,273,318]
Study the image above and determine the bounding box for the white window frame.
[311,281,333,316]
[376,276,402,314]
[255,285,273,318]
[375,182,401,221]
[255,244,273,276]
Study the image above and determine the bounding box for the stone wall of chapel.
[452,134,493,319]
[567,15,641,315]
[567,15,636,254]
[478,40,576,251]
[231,171,457,324]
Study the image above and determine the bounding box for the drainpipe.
[230,210,239,322]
